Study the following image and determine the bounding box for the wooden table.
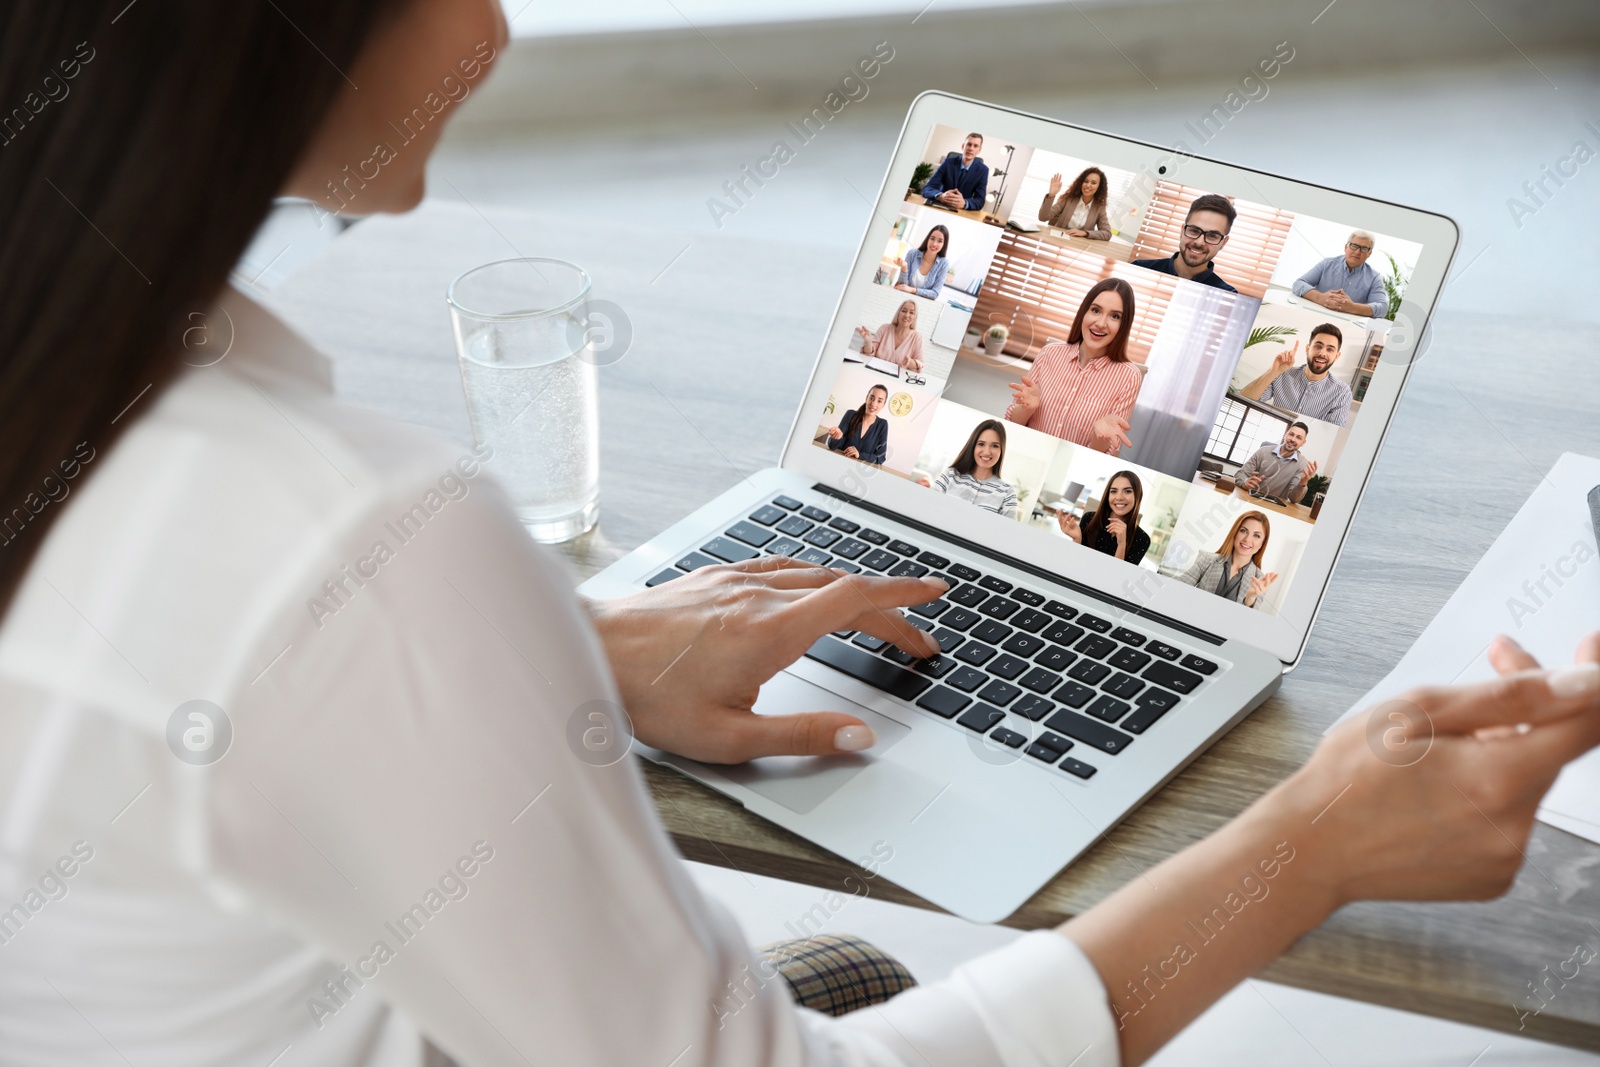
[1035,229,1137,262]
[271,200,1600,1052]
[1205,478,1317,522]
[901,191,994,223]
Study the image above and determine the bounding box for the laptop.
[579,91,1458,923]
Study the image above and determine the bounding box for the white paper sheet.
[1332,452,1600,842]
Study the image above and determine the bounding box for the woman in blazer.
[1038,166,1111,240]
[1175,510,1280,608]
[826,384,890,464]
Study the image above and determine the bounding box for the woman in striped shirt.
[1005,277,1142,455]
[854,299,925,371]
[931,418,1019,518]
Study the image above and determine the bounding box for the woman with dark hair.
[3,2,1598,1065]
[893,223,950,299]
[1059,470,1149,564]
[1006,277,1143,455]
[1039,166,1111,239]
[854,299,925,371]
[825,384,889,464]
[931,419,1018,518]
[1175,510,1279,608]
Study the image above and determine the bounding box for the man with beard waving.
[1239,322,1353,427]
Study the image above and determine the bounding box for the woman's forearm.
[1059,780,1337,1066]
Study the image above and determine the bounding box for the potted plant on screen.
[1300,473,1329,506]
[1379,253,1408,321]
[908,162,934,196]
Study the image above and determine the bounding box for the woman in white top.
[1,3,1597,1067]
[932,420,1019,518]
[855,299,925,371]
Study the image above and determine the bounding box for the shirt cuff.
[1290,281,1312,297]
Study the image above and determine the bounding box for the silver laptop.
[580,91,1458,922]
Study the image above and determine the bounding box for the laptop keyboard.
[645,493,1224,783]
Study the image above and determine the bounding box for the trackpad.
[705,672,912,814]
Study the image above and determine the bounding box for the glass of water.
[447,258,599,543]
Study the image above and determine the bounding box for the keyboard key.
[776,515,813,537]
[949,584,988,607]
[947,666,987,692]
[803,528,841,550]
[909,599,949,618]
[1103,672,1146,700]
[929,627,965,653]
[917,550,951,569]
[858,528,889,545]
[1012,588,1045,607]
[1042,621,1085,646]
[726,520,776,547]
[906,616,934,633]
[888,539,919,556]
[1144,661,1204,695]
[765,537,804,556]
[953,642,996,667]
[829,517,860,533]
[990,726,1027,748]
[1110,627,1146,646]
[1078,613,1112,633]
[749,505,786,525]
[1034,645,1077,672]
[916,686,970,719]
[851,633,888,652]
[942,607,981,631]
[675,551,718,572]
[1137,686,1181,712]
[888,560,929,578]
[1076,634,1117,660]
[1086,694,1131,723]
[1121,702,1172,735]
[1043,709,1133,754]
[914,654,958,679]
[800,505,832,522]
[1012,694,1055,721]
[646,570,680,586]
[702,537,758,563]
[979,596,1021,621]
[1037,731,1075,754]
[1043,600,1078,619]
[1001,633,1046,658]
[860,549,898,572]
[1182,654,1219,675]
[1060,757,1098,779]
[977,679,1021,706]
[832,561,862,574]
[1011,608,1050,633]
[796,548,833,566]
[1068,660,1111,686]
[882,647,918,666]
[970,620,1013,645]
[1146,640,1182,661]
[772,495,802,510]
[1109,647,1152,673]
[805,638,931,701]
[1027,742,1065,763]
[957,704,1007,733]
[1052,680,1096,708]
[831,539,870,561]
[978,575,1013,594]
[947,562,981,582]
[1019,667,1063,694]
[832,629,854,638]
[988,654,1029,680]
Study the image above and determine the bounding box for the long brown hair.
[1068,277,1136,364]
[951,419,1006,478]
[1065,166,1109,210]
[852,384,889,427]
[1215,510,1271,568]
[0,1,400,620]
[1082,469,1142,547]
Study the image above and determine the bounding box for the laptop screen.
[809,120,1425,619]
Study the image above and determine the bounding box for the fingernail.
[834,725,876,752]
[921,576,950,591]
[1550,663,1600,699]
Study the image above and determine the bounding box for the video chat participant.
[1058,470,1150,565]
[1230,422,1317,502]
[1175,510,1278,609]
[1005,278,1141,455]
[1292,230,1389,318]
[1039,166,1111,239]
[1132,193,1239,293]
[826,383,890,464]
[855,299,925,371]
[932,418,1019,518]
[1238,324,1353,426]
[919,131,989,211]
[895,224,950,299]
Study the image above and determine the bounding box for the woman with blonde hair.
[854,299,925,371]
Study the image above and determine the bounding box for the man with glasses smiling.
[1133,192,1239,292]
[1291,229,1389,318]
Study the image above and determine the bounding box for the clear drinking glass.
[447,258,599,543]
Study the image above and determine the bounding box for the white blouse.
[0,285,1119,1066]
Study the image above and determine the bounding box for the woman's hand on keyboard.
[586,556,946,763]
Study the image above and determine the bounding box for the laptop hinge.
[813,483,1226,646]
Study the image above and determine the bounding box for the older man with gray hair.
[1291,229,1389,318]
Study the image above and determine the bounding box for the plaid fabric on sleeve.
[758,934,917,1017]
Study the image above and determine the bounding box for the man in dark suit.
[919,132,989,211]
